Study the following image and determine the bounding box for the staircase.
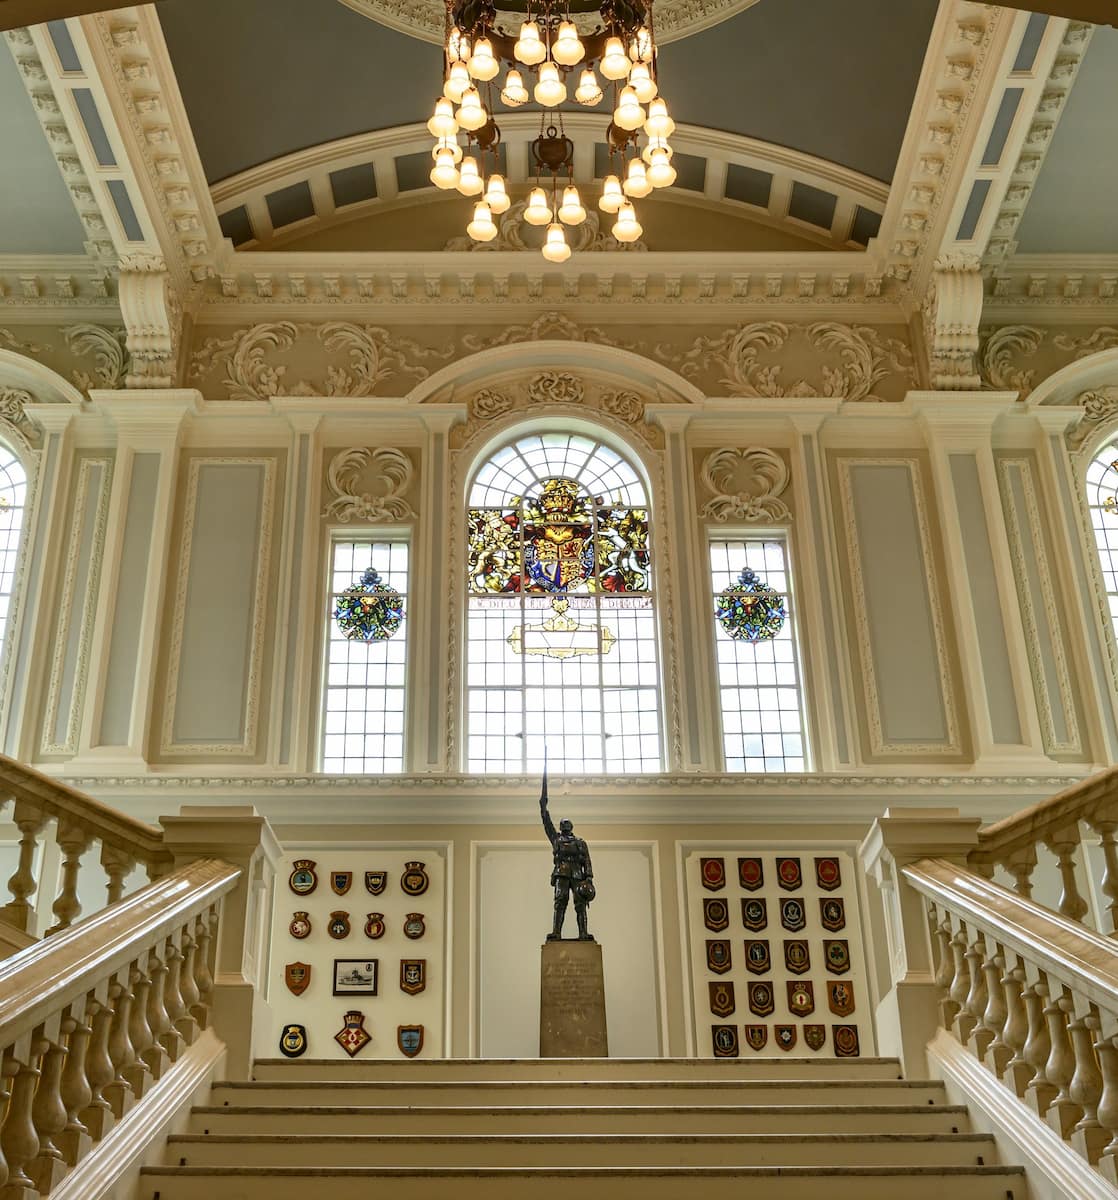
[139,1056,1026,1199]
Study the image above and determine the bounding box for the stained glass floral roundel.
[334,567,404,643]
[716,567,787,643]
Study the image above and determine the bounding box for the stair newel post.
[103,976,136,1119]
[124,963,153,1099]
[1001,960,1032,1094]
[98,844,135,908]
[1047,826,1089,923]
[29,1020,70,1195]
[175,925,200,1046]
[949,924,974,1041]
[143,948,172,1080]
[962,928,989,1054]
[78,990,115,1140]
[1041,980,1083,1138]
[1090,819,1118,936]
[1022,972,1055,1114]
[0,1039,42,1195]
[160,935,186,1060]
[57,1004,93,1167]
[190,911,215,1027]
[45,821,92,936]
[0,802,47,933]
[980,940,1009,1073]
[1069,1006,1106,1163]
[1093,1028,1118,1185]
[1005,845,1038,901]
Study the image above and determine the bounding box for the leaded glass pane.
[1087,446,1118,656]
[0,448,27,661]
[710,538,807,773]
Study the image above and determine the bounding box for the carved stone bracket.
[323,447,416,523]
[926,253,984,390]
[118,254,179,388]
[699,447,791,523]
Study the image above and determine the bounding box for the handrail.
[0,753,168,868]
[0,857,240,1049]
[903,857,1118,1012]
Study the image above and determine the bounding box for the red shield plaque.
[737,857,763,891]
[700,857,726,892]
[334,1010,371,1057]
[289,911,311,939]
[815,856,841,891]
[708,982,735,1018]
[776,857,802,891]
[364,912,385,939]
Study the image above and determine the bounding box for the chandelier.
[428,0,676,261]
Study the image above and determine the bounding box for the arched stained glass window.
[465,431,662,774]
[0,447,27,662]
[1086,444,1118,648]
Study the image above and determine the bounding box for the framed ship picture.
[332,958,379,997]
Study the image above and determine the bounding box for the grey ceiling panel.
[0,46,87,254]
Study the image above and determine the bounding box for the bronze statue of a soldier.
[539,768,595,941]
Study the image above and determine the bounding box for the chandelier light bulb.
[600,36,631,80]
[647,147,676,188]
[427,96,459,138]
[431,136,463,163]
[557,184,587,225]
[641,135,672,163]
[456,88,488,131]
[552,20,585,66]
[629,26,653,62]
[644,96,675,138]
[598,174,624,213]
[467,200,498,241]
[444,60,471,102]
[446,28,470,62]
[501,68,530,106]
[524,186,553,225]
[574,67,603,106]
[623,157,653,197]
[534,61,567,107]
[514,20,547,66]
[612,200,643,242]
[628,61,657,103]
[542,222,572,262]
[429,148,461,189]
[484,173,511,214]
[613,86,645,132]
[468,37,500,81]
[457,155,483,195]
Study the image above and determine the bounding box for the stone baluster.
[79,997,115,1141]
[962,931,990,1055]
[1023,978,1056,1115]
[0,802,47,933]
[103,978,135,1119]
[1090,819,1118,937]
[29,1029,69,1195]
[0,1044,42,1193]
[124,965,153,1099]
[57,1011,92,1167]
[1004,845,1038,901]
[46,821,93,937]
[1002,964,1032,1095]
[160,938,186,1061]
[1069,1009,1106,1163]
[949,925,972,1040]
[143,949,172,1080]
[932,910,959,1025]
[1041,980,1082,1138]
[190,913,215,1027]
[980,944,1009,1072]
[1047,827,1089,923]
[1094,1033,1118,1186]
[99,844,135,908]
[176,927,200,1046]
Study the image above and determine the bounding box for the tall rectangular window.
[322,540,408,773]
[709,537,807,772]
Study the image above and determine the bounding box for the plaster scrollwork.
[62,324,130,393]
[599,390,645,424]
[460,311,641,354]
[527,371,584,405]
[1052,327,1118,359]
[323,447,416,523]
[190,321,452,401]
[659,322,914,402]
[0,329,42,355]
[699,447,791,524]
[0,388,36,436]
[1068,388,1118,452]
[445,200,646,253]
[976,325,1044,395]
[470,389,514,421]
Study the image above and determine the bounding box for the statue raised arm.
[538,765,595,942]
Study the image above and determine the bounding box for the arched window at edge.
[1085,440,1118,655]
[463,429,662,775]
[0,441,29,675]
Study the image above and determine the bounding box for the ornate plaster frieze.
[335,0,762,48]
[469,389,515,422]
[189,321,452,401]
[0,330,42,356]
[0,388,36,437]
[658,321,915,402]
[526,371,584,405]
[977,324,1118,400]
[322,447,416,523]
[459,311,643,354]
[63,324,130,393]
[1068,388,1118,453]
[699,447,791,524]
[446,201,647,254]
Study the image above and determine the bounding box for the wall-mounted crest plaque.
[833,1024,860,1057]
[804,1024,826,1051]
[703,898,729,932]
[745,1024,767,1051]
[779,898,806,932]
[699,857,725,891]
[706,940,732,975]
[331,871,352,895]
[289,912,311,939]
[827,981,855,1017]
[403,913,426,940]
[775,1024,797,1051]
[398,1025,424,1057]
[824,939,851,975]
[334,1011,371,1057]
[820,897,845,932]
[815,856,841,891]
[787,980,814,1016]
[288,860,318,896]
[401,862,429,896]
[748,981,774,1017]
[279,1023,307,1058]
[783,939,810,975]
[708,981,735,1018]
[776,857,801,891]
[365,871,387,895]
[741,898,767,931]
[364,913,386,939]
[328,911,351,939]
[333,958,378,996]
[400,958,426,994]
[284,962,311,996]
[737,857,763,891]
[711,1025,739,1058]
[744,939,770,975]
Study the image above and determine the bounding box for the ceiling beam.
[0,1,154,31]
[1000,1,1114,24]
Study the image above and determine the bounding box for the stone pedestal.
[540,940,608,1058]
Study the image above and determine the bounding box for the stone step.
[138,1164,1026,1200]
[166,1131,998,1169]
[188,1102,973,1136]
[210,1078,945,1107]
[251,1056,903,1082]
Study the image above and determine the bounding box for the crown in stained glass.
[334,567,404,642]
[716,567,786,643]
